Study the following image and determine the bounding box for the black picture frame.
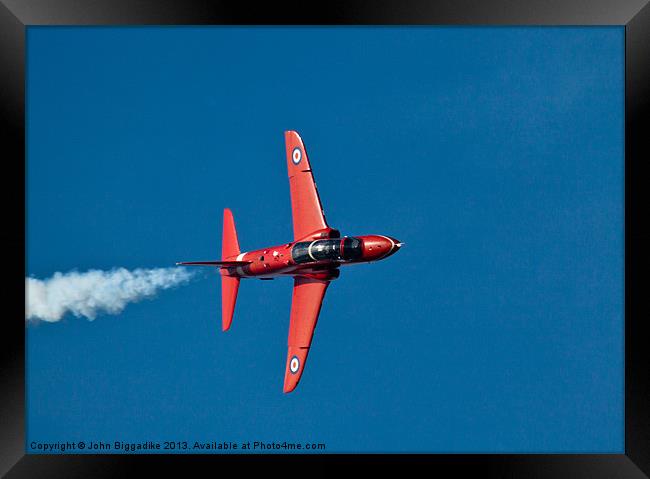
[3,1,649,476]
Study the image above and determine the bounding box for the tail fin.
[221,208,241,331]
[176,260,250,267]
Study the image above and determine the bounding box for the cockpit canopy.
[291,237,363,263]
[342,237,363,260]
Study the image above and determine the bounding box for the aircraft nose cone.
[387,237,403,256]
[360,235,402,260]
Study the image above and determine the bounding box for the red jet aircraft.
[178,131,402,392]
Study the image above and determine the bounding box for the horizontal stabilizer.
[176,261,251,267]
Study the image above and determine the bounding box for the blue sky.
[26,26,624,453]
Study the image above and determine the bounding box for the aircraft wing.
[283,277,330,393]
[285,131,328,241]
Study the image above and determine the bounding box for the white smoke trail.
[25,267,194,323]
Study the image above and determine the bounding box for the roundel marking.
[291,147,302,165]
[289,355,300,374]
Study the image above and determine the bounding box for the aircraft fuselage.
[224,231,401,280]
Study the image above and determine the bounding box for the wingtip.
[283,378,298,394]
[284,130,302,141]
